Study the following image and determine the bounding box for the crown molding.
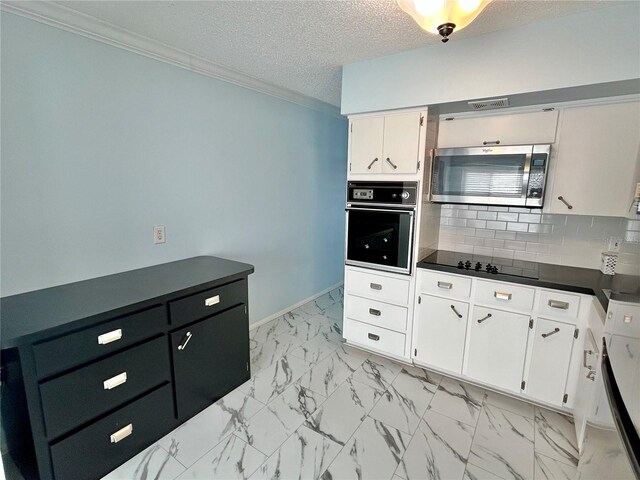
[1,1,342,117]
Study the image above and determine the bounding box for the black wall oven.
[345,181,417,275]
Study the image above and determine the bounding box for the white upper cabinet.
[349,111,423,175]
[437,110,559,148]
[547,100,640,216]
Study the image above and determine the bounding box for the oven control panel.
[347,181,417,206]
[353,189,374,200]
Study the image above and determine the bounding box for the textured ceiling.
[57,0,614,107]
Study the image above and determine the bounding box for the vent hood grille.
[468,97,509,110]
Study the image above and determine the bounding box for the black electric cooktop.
[421,250,540,279]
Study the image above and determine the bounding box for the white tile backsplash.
[437,205,640,274]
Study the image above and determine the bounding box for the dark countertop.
[417,250,639,311]
[1,256,254,349]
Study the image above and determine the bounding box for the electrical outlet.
[607,236,621,252]
[154,225,166,244]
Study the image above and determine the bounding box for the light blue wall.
[341,3,640,114]
[0,13,348,324]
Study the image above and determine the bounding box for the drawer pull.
[368,333,380,341]
[494,291,512,301]
[542,328,560,338]
[450,305,463,319]
[583,349,594,370]
[370,283,382,291]
[205,295,220,307]
[558,196,573,210]
[437,281,453,290]
[103,372,128,390]
[367,158,379,170]
[178,331,193,351]
[477,313,492,324]
[97,329,123,345]
[110,424,133,444]
[548,299,569,310]
[369,308,381,316]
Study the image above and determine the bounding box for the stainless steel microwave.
[430,144,551,207]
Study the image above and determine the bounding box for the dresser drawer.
[538,290,581,321]
[474,280,535,312]
[40,336,170,439]
[419,270,472,300]
[343,319,406,357]
[345,295,407,333]
[49,384,173,480]
[345,269,410,306]
[169,279,247,327]
[33,306,165,379]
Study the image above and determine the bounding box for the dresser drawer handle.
[542,328,560,338]
[178,331,193,351]
[110,424,133,444]
[437,281,453,289]
[370,283,382,291]
[98,329,123,345]
[103,372,128,390]
[450,305,463,319]
[548,299,569,310]
[494,291,512,301]
[369,308,381,316]
[205,295,220,307]
[368,333,380,341]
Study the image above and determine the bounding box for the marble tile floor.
[4,285,580,480]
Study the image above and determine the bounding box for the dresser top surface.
[1,256,254,349]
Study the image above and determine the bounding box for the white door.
[549,101,640,216]
[381,112,421,174]
[414,295,469,374]
[465,306,530,392]
[349,116,384,174]
[525,318,576,405]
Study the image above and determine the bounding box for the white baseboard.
[249,282,343,331]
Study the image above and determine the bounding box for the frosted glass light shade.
[397,0,492,34]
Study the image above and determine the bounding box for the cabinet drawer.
[419,271,471,300]
[170,279,247,328]
[49,384,174,480]
[40,337,170,439]
[345,269,410,306]
[538,290,581,321]
[345,295,407,333]
[343,319,406,357]
[33,306,165,379]
[474,280,534,312]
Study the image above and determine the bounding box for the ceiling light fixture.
[397,0,492,43]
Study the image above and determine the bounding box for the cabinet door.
[349,116,384,173]
[171,304,250,420]
[414,295,469,374]
[381,112,421,174]
[437,110,559,148]
[465,306,530,392]
[549,101,640,216]
[525,318,575,405]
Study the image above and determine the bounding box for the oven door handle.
[346,207,415,215]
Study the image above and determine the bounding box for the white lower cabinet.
[464,306,530,393]
[524,318,576,405]
[343,319,406,357]
[414,295,468,374]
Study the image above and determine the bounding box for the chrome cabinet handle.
[370,283,382,290]
[450,305,463,318]
[367,158,379,170]
[626,344,634,359]
[477,313,492,324]
[583,349,594,370]
[437,281,453,290]
[369,308,381,316]
[98,329,122,345]
[178,331,193,351]
[205,295,220,307]
[368,333,380,341]
[586,370,596,381]
[385,158,398,170]
[542,327,560,338]
[110,424,133,444]
[483,140,500,145]
[494,291,512,301]
[548,299,569,310]
[558,196,573,210]
[103,372,127,390]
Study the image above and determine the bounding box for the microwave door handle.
[521,150,533,202]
